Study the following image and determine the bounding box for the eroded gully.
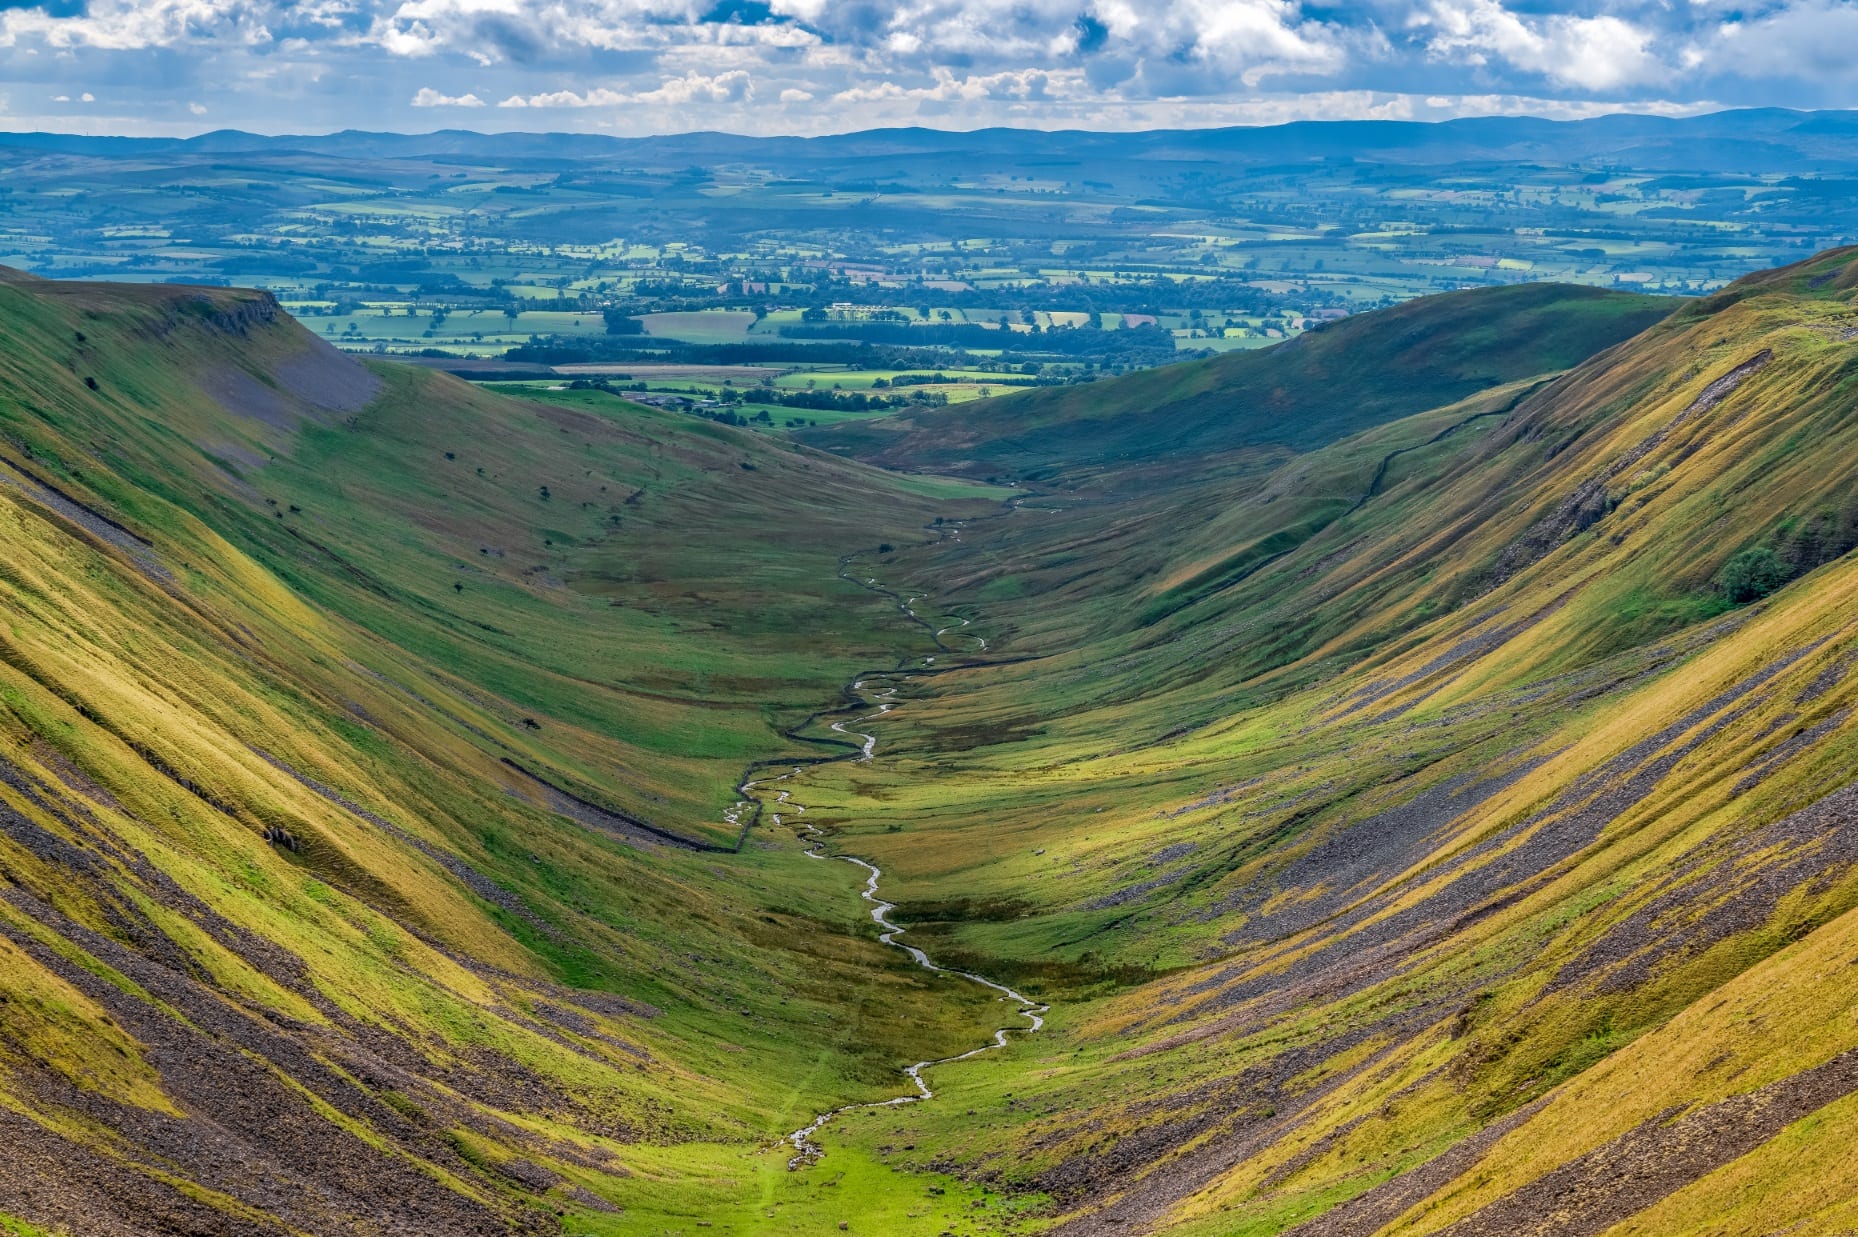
[727,554,1046,1170]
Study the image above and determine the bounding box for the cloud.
[500,70,752,108]
[1418,92,1717,121]
[498,88,621,109]
[189,100,207,114]
[833,67,1075,107]
[371,0,765,61]
[0,0,1852,137]
[0,0,277,51]
[1128,0,1350,88]
[1709,0,1858,85]
[1411,0,1663,92]
[639,68,753,104]
[411,85,484,106]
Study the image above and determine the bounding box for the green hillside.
[0,269,1020,1233]
[801,282,1673,485]
[5,249,1858,1235]
[780,245,1858,1232]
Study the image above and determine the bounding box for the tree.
[1717,547,1788,603]
[603,309,644,335]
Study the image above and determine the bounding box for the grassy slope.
[0,271,1033,1234]
[800,283,1673,485]
[17,273,1008,840]
[761,248,1858,1230]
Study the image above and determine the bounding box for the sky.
[0,0,1855,137]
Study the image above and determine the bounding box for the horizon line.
[2,103,1852,146]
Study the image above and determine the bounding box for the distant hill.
[801,282,1673,482]
[5,108,1858,172]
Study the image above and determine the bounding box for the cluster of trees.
[762,387,947,412]
[1716,502,1858,603]
[508,337,1142,373]
[775,320,1185,364]
[564,377,948,415]
[511,339,954,367]
[879,372,1064,389]
[733,273,1312,319]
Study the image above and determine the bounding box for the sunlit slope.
[0,272,1016,1234]
[770,247,1858,1231]
[0,270,1008,838]
[802,283,1671,484]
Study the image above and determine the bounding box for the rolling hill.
[800,282,1673,484]
[4,247,1858,1235]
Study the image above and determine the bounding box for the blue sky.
[2,0,1856,136]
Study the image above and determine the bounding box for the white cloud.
[0,0,1851,136]
[1708,0,1858,83]
[500,71,752,109]
[1157,0,1349,83]
[1413,0,1663,92]
[371,0,738,61]
[189,100,207,114]
[0,0,275,52]
[1419,92,1717,120]
[637,69,753,105]
[834,67,1076,107]
[499,88,624,108]
[81,91,95,102]
[411,86,485,106]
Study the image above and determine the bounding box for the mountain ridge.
[6,107,1858,166]
[802,281,1673,485]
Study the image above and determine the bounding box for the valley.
[1,239,1858,1236]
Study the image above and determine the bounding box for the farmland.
[4,114,1857,410]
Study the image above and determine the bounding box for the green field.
[11,120,1849,404]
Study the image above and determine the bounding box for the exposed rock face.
[1487,350,1774,588]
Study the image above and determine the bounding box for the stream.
[732,571,1043,1171]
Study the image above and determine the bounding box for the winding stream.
[733,572,1043,1170]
